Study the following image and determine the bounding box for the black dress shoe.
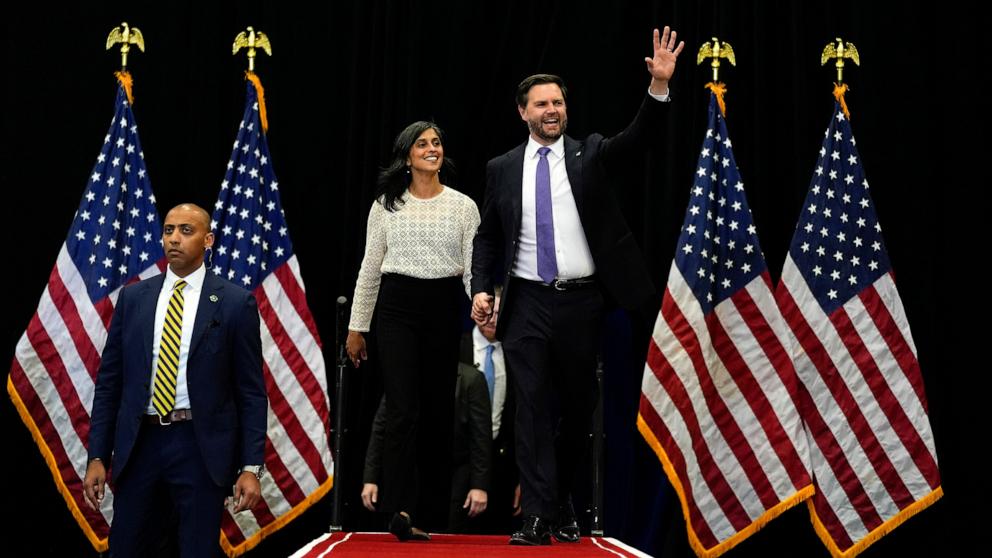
[509,514,552,546]
[552,501,580,543]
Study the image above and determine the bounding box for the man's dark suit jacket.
[471,94,668,338]
[87,271,267,488]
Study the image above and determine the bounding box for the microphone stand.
[329,296,349,531]
[590,353,605,536]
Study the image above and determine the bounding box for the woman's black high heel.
[389,512,430,541]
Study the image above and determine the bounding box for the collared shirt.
[147,263,206,413]
[513,135,596,281]
[473,327,507,439]
[511,91,669,282]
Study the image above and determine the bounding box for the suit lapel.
[507,143,526,240]
[140,274,166,370]
[189,273,224,357]
[563,135,584,215]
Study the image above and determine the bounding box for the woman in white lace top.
[346,121,480,540]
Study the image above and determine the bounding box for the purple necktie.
[536,146,557,284]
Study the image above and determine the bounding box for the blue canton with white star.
[210,81,294,288]
[675,94,766,315]
[65,85,163,301]
[788,102,891,314]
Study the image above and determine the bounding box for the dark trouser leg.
[502,282,557,519]
[377,305,422,515]
[551,287,603,502]
[447,463,471,533]
[503,282,604,521]
[109,427,166,558]
[414,281,459,530]
[164,422,226,558]
[376,275,460,523]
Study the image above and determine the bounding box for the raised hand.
[645,26,685,94]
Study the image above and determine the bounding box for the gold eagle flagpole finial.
[697,37,736,83]
[821,37,860,83]
[106,22,145,71]
[233,26,272,73]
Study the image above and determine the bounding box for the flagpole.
[214,27,335,555]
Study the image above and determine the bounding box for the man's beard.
[528,115,567,142]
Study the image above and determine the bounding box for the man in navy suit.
[471,27,684,545]
[83,203,267,558]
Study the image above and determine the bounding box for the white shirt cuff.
[648,87,670,102]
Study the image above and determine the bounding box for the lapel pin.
[575,151,582,157]
[210,294,219,302]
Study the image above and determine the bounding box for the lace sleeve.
[348,202,387,332]
[461,195,481,298]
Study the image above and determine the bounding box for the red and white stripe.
[220,254,333,556]
[8,245,163,548]
[776,256,940,557]
[639,264,812,556]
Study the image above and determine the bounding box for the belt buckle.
[157,413,173,426]
[553,279,566,291]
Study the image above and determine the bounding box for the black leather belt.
[552,277,597,291]
[521,276,597,291]
[146,408,193,425]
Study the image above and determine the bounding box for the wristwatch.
[240,464,265,480]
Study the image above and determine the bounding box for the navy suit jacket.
[471,94,667,338]
[87,270,267,487]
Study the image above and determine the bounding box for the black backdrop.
[2,1,980,556]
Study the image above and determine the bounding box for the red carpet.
[290,532,653,557]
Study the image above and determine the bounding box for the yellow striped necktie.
[152,279,188,417]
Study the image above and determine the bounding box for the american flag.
[7,76,165,551]
[638,92,813,557]
[210,77,333,556]
[775,99,942,557]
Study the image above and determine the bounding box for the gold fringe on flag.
[809,487,943,558]
[115,71,134,105]
[832,83,851,120]
[705,82,728,116]
[637,414,813,557]
[245,71,269,134]
[7,379,109,552]
[220,476,335,557]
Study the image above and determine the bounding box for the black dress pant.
[501,279,603,519]
[376,273,462,529]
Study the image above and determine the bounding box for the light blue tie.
[483,344,496,402]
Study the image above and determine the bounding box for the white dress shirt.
[473,327,507,439]
[147,263,206,413]
[512,135,596,281]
